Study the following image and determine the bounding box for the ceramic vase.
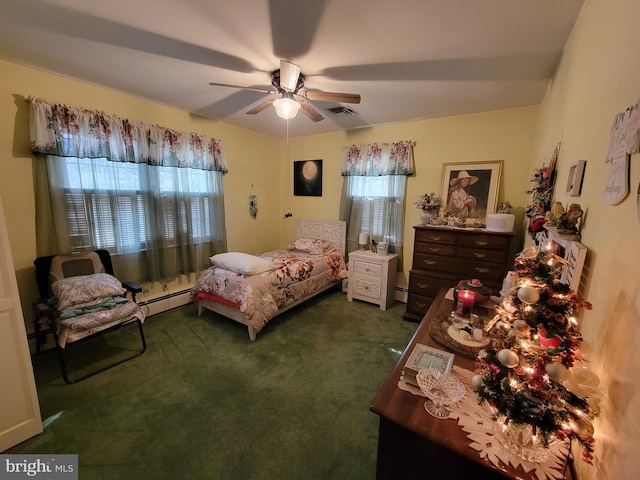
[420,207,439,225]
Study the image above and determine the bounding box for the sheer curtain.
[30,97,228,283]
[339,141,415,267]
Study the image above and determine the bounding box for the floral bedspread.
[191,250,348,333]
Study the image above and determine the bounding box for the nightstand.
[347,250,398,310]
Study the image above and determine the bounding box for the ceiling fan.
[209,60,361,122]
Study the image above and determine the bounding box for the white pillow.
[209,252,274,275]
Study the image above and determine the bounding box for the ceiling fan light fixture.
[273,95,300,119]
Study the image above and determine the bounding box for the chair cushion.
[52,273,126,311]
[49,251,105,283]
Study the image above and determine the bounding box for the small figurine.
[557,203,583,233]
[498,201,513,214]
[544,201,565,226]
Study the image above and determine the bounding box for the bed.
[191,219,348,340]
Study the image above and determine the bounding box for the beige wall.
[530,1,640,478]
[288,106,540,287]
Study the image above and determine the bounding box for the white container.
[377,241,389,255]
[486,213,515,232]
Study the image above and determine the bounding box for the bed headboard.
[296,219,347,256]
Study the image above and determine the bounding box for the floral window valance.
[341,140,415,176]
[29,97,228,173]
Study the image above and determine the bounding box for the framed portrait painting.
[294,159,322,196]
[440,161,503,223]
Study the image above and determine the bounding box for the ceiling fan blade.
[246,99,275,115]
[279,60,301,92]
[209,82,275,95]
[296,97,324,122]
[303,91,361,104]
[269,0,328,58]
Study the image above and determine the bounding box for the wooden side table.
[347,250,398,310]
[28,302,53,353]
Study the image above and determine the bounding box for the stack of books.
[401,343,455,388]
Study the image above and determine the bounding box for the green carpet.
[9,289,417,480]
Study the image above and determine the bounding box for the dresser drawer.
[412,253,454,274]
[457,247,507,264]
[415,242,456,256]
[457,233,511,251]
[408,271,455,298]
[353,260,383,277]
[415,229,457,245]
[454,260,507,282]
[406,292,433,318]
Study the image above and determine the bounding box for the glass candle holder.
[455,289,474,318]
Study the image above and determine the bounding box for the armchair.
[34,250,147,384]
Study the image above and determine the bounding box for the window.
[340,141,413,264]
[46,156,226,281]
[30,97,229,282]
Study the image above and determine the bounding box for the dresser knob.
[429,248,441,253]
[473,253,486,258]
[417,283,429,289]
[424,260,437,266]
[475,241,489,246]
[430,236,442,241]
[474,267,490,274]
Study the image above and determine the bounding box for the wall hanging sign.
[603,99,640,205]
[294,159,322,196]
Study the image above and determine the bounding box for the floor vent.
[395,286,408,303]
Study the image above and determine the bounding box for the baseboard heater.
[395,286,408,303]
[139,288,192,316]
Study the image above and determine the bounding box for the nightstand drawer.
[353,260,383,277]
[352,273,382,299]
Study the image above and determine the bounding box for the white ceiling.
[0,0,584,138]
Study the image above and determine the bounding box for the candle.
[456,289,474,318]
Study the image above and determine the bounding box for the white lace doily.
[399,366,570,480]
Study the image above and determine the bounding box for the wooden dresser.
[403,225,515,322]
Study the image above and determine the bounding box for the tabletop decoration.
[415,192,441,224]
[472,246,599,465]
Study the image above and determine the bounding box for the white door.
[0,196,42,451]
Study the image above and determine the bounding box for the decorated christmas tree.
[473,246,598,464]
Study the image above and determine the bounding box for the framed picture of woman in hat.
[440,161,503,223]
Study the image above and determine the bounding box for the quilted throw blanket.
[191,250,348,332]
[56,300,146,348]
